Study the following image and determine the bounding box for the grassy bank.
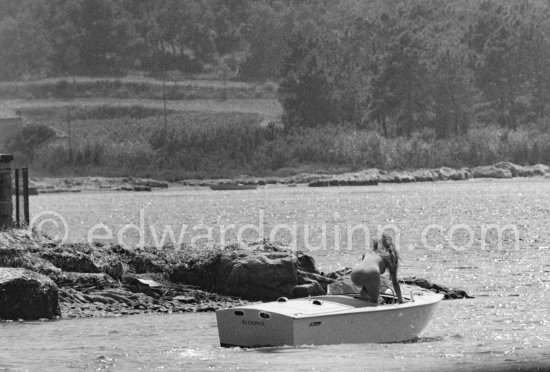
[8,112,550,181]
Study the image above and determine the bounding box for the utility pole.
[67,107,72,162]
[163,80,167,134]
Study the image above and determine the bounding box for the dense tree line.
[279,0,550,138]
[0,0,292,78]
[2,0,550,140]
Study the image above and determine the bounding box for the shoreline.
[25,161,550,194]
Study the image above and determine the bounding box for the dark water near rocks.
[2,179,550,371]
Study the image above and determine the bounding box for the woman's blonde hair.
[372,233,399,274]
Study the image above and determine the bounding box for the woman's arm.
[390,270,404,303]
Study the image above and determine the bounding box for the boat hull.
[216,293,443,347]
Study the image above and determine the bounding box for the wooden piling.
[0,154,14,227]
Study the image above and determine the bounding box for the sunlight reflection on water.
[2,179,548,370]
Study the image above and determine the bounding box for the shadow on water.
[250,345,317,354]
[398,334,452,344]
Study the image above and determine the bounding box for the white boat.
[216,292,443,347]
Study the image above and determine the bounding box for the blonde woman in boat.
[351,233,404,304]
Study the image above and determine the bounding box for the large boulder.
[0,268,60,320]
[471,165,513,179]
[216,250,298,301]
[169,243,329,301]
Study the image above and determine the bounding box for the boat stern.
[216,306,294,347]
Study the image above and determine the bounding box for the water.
[2,179,550,371]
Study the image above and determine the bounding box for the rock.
[402,277,474,299]
[454,168,472,180]
[216,250,298,301]
[412,169,437,182]
[308,169,379,187]
[0,247,61,275]
[493,162,522,177]
[173,295,196,303]
[53,272,117,290]
[108,245,166,274]
[123,275,163,297]
[527,164,550,176]
[99,259,127,280]
[119,185,152,192]
[379,171,416,183]
[169,250,220,290]
[41,249,100,273]
[495,162,549,177]
[308,179,331,187]
[0,268,60,320]
[292,282,325,297]
[295,251,318,274]
[471,165,512,179]
[123,177,169,189]
[432,167,471,181]
[298,270,336,292]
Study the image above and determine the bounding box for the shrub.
[6,124,57,161]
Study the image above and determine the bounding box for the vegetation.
[6,106,550,180]
[2,1,550,179]
[0,78,276,100]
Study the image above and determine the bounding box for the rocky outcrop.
[494,162,549,177]
[309,169,380,187]
[30,176,169,194]
[305,161,550,188]
[0,229,473,319]
[0,268,60,320]
[307,166,476,187]
[472,165,513,179]
[402,277,474,299]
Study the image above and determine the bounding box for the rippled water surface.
[2,179,550,371]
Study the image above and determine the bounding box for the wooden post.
[22,168,29,225]
[0,154,14,227]
[15,168,20,227]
